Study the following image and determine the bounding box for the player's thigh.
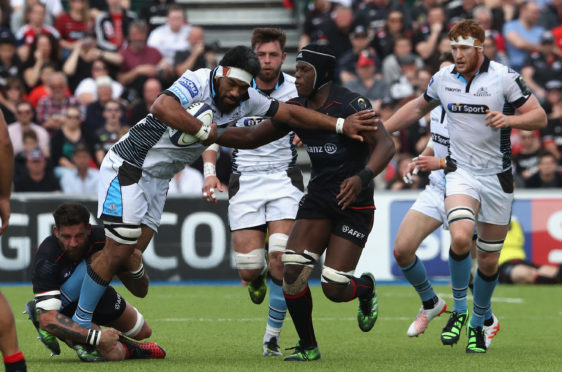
[394,209,442,257]
[324,234,363,272]
[139,175,170,233]
[477,171,514,226]
[228,173,267,231]
[91,286,126,326]
[232,229,266,253]
[286,218,332,257]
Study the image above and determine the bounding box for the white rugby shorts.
[97,150,169,232]
[445,167,513,225]
[228,168,304,231]
[411,183,449,229]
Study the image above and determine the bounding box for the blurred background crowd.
[1,0,561,195]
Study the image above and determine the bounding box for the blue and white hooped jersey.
[424,57,531,175]
[428,105,449,191]
[232,72,298,173]
[112,68,277,179]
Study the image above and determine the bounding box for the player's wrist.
[130,263,144,280]
[206,143,219,152]
[356,167,374,187]
[195,122,211,141]
[203,162,216,178]
[439,157,447,169]
[335,118,345,134]
[86,329,101,347]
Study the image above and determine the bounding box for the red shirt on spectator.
[119,45,162,72]
[55,13,90,43]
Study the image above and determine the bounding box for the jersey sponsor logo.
[446,103,488,114]
[168,86,190,106]
[179,78,199,98]
[324,143,337,154]
[304,144,324,153]
[474,87,491,96]
[445,87,461,92]
[342,225,366,239]
[431,132,449,146]
[242,117,264,126]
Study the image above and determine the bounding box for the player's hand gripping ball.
[168,102,214,146]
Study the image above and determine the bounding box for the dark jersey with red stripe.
[272,84,373,204]
[32,226,105,295]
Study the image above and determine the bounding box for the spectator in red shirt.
[15,3,60,62]
[55,0,93,53]
[118,20,168,99]
[94,0,136,52]
[36,71,79,131]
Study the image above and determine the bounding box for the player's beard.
[259,65,282,84]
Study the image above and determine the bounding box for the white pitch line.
[436,292,523,303]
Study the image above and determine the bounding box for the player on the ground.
[70,45,378,331]
[201,28,301,357]
[384,19,547,353]
[26,202,165,362]
[0,110,27,372]
[214,44,395,361]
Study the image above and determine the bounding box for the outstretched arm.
[215,120,288,149]
[0,110,13,235]
[485,95,547,130]
[383,95,437,133]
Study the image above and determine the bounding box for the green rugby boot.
[24,300,61,356]
[248,269,268,304]
[466,325,487,353]
[284,341,321,362]
[441,310,468,346]
[73,345,105,362]
[357,272,379,332]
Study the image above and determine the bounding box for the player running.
[384,19,546,353]
[202,28,301,357]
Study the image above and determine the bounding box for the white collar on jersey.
[450,36,483,49]
[216,66,253,85]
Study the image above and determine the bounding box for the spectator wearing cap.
[337,24,374,83]
[538,0,562,31]
[382,35,423,85]
[55,0,93,53]
[525,151,562,188]
[541,80,562,163]
[36,72,79,131]
[94,0,136,52]
[118,20,169,100]
[503,1,545,72]
[521,31,562,102]
[8,100,50,156]
[343,50,388,104]
[73,59,123,106]
[15,3,60,62]
[147,4,191,67]
[371,9,412,60]
[83,75,126,133]
[14,147,61,192]
[60,143,99,194]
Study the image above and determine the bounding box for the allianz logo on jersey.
[447,103,489,114]
[342,225,366,239]
[474,87,491,96]
[304,143,337,154]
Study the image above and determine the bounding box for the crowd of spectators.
[2,0,561,195]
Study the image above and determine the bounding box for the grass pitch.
[3,283,561,371]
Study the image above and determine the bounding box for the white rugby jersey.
[112,68,277,179]
[232,72,298,173]
[424,57,531,175]
[428,105,449,191]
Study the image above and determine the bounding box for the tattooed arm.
[37,309,119,350]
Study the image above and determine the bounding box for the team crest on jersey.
[447,103,489,114]
[474,87,491,96]
[515,76,531,96]
[179,78,199,98]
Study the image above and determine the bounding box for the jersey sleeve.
[32,239,62,311]
[343,94,373,117]
[424,71,441,104]
[503,67,532,109]
[247,88,279,118]
[164,70,204,108]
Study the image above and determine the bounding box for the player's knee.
[123,306,147,339]
[134,322,152,340]
[450,229,474,252]
[269,233,288,254]
[104,222,142,245]
[282,249,318,284]
[235,249,266,272]
[320,266,352,302]
[447,207,475,226]
[393,244,414,267]
[476,237,503,254]
[268,251,284,280]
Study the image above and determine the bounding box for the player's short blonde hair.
[448,19,485,47]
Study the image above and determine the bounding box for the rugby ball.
[168,102,214,146]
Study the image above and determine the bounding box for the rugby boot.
[24,300,61,356]
[248,269,268,304]
[407,296,447,337]
[119,336,166,359]
[357,272,379,332]
[466,325,487,353]
[483,314,500,349]
[262,336,282,356]
[73,345,104,362]
[284,341,320,362]
[441,310,468,346]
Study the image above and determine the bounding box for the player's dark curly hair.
[53,203,90,228]
[219,46,261,77]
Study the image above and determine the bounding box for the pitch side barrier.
[1,191,561,282]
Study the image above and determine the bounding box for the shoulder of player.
[334,85,371,112]
[34,235,61,264]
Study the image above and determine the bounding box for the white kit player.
[384,20,546,353]
[202,28,302,357]
[69,45,378,336]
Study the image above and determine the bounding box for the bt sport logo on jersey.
[446,103,489,114]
